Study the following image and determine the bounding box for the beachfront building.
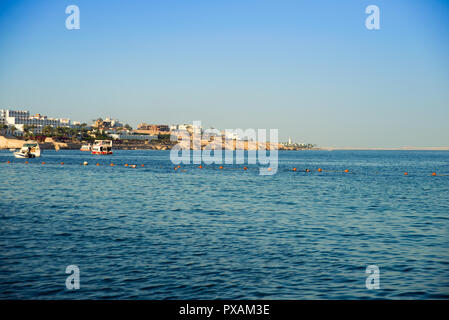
[0,108,79,135]
[0,110,20,136]
[92,117,125,130]
[0,110,7,125]
[1,110,30,134]
[108,133,157,141]
[134,123,170,135]
[169,123,203,134]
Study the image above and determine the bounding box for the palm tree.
[23,124,38,139]
[42,125,54,136]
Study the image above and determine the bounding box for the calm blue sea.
[0,150,448,299]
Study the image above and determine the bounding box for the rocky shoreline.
[0,135,316,151]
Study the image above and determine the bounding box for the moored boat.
[80,143,92,152]
[91,140,113,155]
[13,141,41,158]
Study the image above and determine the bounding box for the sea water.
[0,150,448,299]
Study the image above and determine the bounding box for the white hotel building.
[0,109,80,135]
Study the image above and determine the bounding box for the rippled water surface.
[0,150,448,299]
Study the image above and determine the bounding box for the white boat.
[91,140,113,155]
[80,143,92,152]
[14,141,41,158]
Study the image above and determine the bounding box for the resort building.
[92,117,125,130]
[0,110,6,125]
[169,123,202,134]
[0,108,79,135]
[108,133,157,141]
[134,123,170,135]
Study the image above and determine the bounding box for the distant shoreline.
[2,135,448,151]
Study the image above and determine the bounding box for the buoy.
[110,163,114,166]
[60,162,64,165]
[125,164,128,167]
[432,172,437,176]
[83,161,88,166]
[198,165,203,169]
[404,172,408,176]
[317,168,322,172]
[141,164,145,167]
[7,161,11,164]
[174,166,178,170]
[243,166,248,170]
[293,168,297,171]
[42,162,46,165]
[177,165,181,168]
[344,169,349,173]
[219,166,223,169]
[25,161,29,164]
[96,163,100,166]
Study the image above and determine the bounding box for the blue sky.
[0,0,448,147]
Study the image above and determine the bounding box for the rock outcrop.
[0,135,24,149]
[44,137,68,151]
